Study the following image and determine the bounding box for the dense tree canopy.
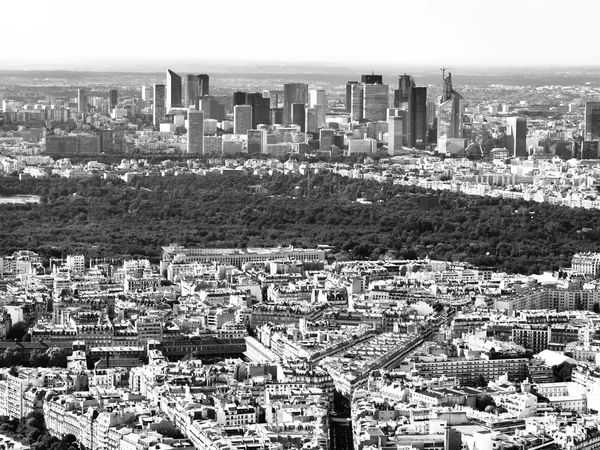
[0,172,598,274]
[0,411,79,449]
[29,347,68,368]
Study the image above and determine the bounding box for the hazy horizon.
[5,0,600,72]
[4,59,600,75]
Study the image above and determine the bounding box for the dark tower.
[291,103,306,132]
[271,108,283,125]
[398,74,414,107]
[361,74,383,84]
[198,74,209,97]
[109,89,118,110]
[283,83,308,126]
[410,87,427,149]
[346,81,358,113]
[247,93,271,127]
[233,91,247,107]
[166,69,182,109]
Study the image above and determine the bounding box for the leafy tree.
[6,322,28,341]
[29,349,49,367]
[553,362,574,382]
[476,394,496,411]
[2,349,25,367]
[45,347,68,368]
[475,374,487,387]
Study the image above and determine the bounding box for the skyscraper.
[264,90,284,108]
[397,74,415,108]
[246,93,271,127]
[309,89,326,110]
[247,129,267,154]
[348,75,388,122]
[506,117,527,157]
[363,84,389,122]
[109,89,118,110]
[426,101,437,128]
[271,108,283,125]
[309,89,327,128]
[305,107,318,134]
[283,83,308,126]
[291,103,306,132]
[585,101,600,140]
[198,74,209,97]
[141,86,151,101]
[199,98,220,120]
[77,88,87,114]
[234,105,252,135]
[361,74,383,84]
[410,86,427,149]
[187,110,204,154]
[153,84,165,128]
[166,69,182,110]
[388,114,405,155]
[437,73,464,149]
[320,129,334,151]
[184,74,199,108]
[346,81,358,113]
[350,84,364,122]
[233,92,247,107]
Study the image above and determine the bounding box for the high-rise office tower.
[305,107,319,134]
[183,74,199,108]
[309,89,327,128]
[320,129,334,151]
[361,74,383,84]
[363,84,389,122]
[247,129,267,154]
[234,105,252,135]
[141,86,151,101]
[109,89,118,110]
[187,110,204,154]
[199,98,221,121]
[77,88,87,113]
[506,117,527,157]
[309,89,326,110]
[153,84,165,128]
[346,82,358,113]
[388,114,406,155]
[233,91,247,107]
[291,103,306,132]
[271,108,283,125]
[264,90,284,108]
[585,102,600,140]
[437,72,464,145]
[350,84,364,121]
[198,74,209,97]
[166,69,182,110]
[283,83,308,126]
[426,101,437,128]
[410,86,427,149]
[247,93,271,127]
[397,74,415,108]
[349,75,388,122]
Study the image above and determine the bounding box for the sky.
[2,0,599,71]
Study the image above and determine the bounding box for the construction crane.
[440,66,452,80]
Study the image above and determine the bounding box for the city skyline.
[4,0,600,70]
